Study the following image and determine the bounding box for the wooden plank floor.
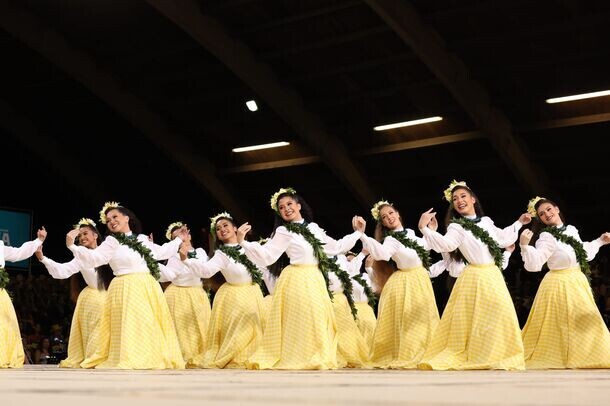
[1,365,609,405]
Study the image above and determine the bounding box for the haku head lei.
[371,200,391,222]
[73,217,96,230]
[99,201,121,224]
[443,180,469,203]
[210,212,233,234]
[269,187,297,213]
[527,196,545,217]
[165,221,184,241]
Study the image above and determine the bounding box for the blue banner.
[0,207,33,270]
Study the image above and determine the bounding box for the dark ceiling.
[2,0,610,260]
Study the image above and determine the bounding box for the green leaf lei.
[0,266,9,290]
[187,250,197,259]
[352,273,377,309]
[451,217,503,269]
[284,222,358,319]
[219,244,269,295]
[112,233,160,280]
[385,230,431,270]
[541,226,591,279]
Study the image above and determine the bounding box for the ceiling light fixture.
[246,100,258,111]
[546,90,610,104]
[374,116,442,131]
[232,141,290,153]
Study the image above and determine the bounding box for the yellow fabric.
[261,294,273,330]
[370,266,439,369]
[418,264,525,370]
[354,302,376,353]
[522,267,610,369]
[81,273,185,369]
[164,284,211,368]
[59,287,106,368]
[247,264,338,370]
[194,282,264,369]
[0,288,24,368]
[333,292,370,368]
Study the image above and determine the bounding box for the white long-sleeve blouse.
[328,253,364,293]
[40,256,99,289]
[160,248,208,286]
[68,232,182,276]
[351,272,373,303]
[0,239,43,268]
[520,224,604,272]
[182,243,261,285]
[239,221,362,267]
[420,217,522,266]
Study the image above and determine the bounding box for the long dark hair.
[73,224,113,293]
[371,203,400,292]
[528,198,565,245]
[269,192,314,277]
[444,185,485,262]
[103,205,143,235]
[206,216,232,289]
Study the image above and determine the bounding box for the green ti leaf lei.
[187,250,198,259]
[219,244,269,295]
[451,217,504,270]
[352,273,377,309]
[0,266,9,290]
[541,226,591,279]
[385,230,431,270]
[284,222,358,320]
[112,233,160,280]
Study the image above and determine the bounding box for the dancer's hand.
[237,223,252,243]
[505,243,515,253]
[66,229,79,247]
[429,215,438,231]
[35,245,44,261]
[37,226,47,242]
[518,213,532,225]
[353,216,366,233]
[600,232,610,245]
[178,243,190,261]
[520,229,533,246]
[418,208,436,230]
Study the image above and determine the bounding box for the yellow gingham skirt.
[333,292,370,368]
[0,288,23,368]
[247,264,338,370]
[261,294,273,330]
[80,273,185,369]
[354,302,376,353]
[522,266,610,369]
[59,286,106,368]
[194,282,264,369]
[164,284,212,368]
[418,263,525,370]
[369,266,439,369]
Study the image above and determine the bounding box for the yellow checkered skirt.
[164,284,212,368]
[355,302,376,353]
[418,263,525,370]
[370,266,439,369]
[247,264,338,370]
[80,273,184,369]
[522,266,610,369]
[59,286,106,368]
[333,292,370,368]
[194,282,264,369]
[0,288,24,368]
[261,294,273,329]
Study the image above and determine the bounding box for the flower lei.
[371,200,391,222]
[0,266,9,290]
[165,221,184,241]
[269,187,296,213]
[352,273,377,308]
[112,233,160,280]
[527,196,544,217]
[541,226,591,279]
[451,217,503,269]
[385,230,431,270]
[218,244,268,295]
[284,222,358,319]
[99,201,120,224]
[443,180,468,203]
[74,217,96,230]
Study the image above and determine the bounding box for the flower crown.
[371,200,391,221]
[73,217,96,230]
[443,180,468,202]
[269,187,297,213]
[99,201,121,224]
[210,212,233,233]
[527,196,545,217]
[165,221,184,241]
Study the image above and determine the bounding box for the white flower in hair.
[99,201,121,224]
[210,212,233,233]
[165,221,184,241]
[73,217,96,230]
[527,196,545,218]
[269,187,297,212]
[371,200,391,221]
[443,180,468,203]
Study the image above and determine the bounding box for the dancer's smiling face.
[536,202,562,226]
[105,209,130,233]
[380,205,401,230]
[452,187,476,217]
[278,196,303,222]
[215,218,237,243]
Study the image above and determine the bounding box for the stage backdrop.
[0,207,33,271]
